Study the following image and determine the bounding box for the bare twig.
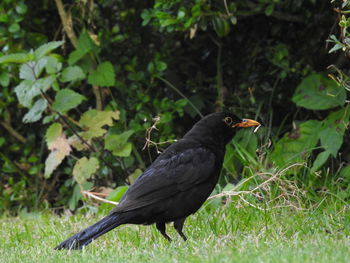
[82,191,119,206]
[142,116,177,154]
[209,163,307,210]
[92,85,103,110]
[54,0,78,48]
[0,121,27,143]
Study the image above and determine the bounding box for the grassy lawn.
[1,201,350,263]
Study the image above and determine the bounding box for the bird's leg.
[174,217,187,241]
[156,222,172,242]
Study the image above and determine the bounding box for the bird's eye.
[242,119,248,122]
[223,117,233,125]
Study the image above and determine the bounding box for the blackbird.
[55,112,260,250]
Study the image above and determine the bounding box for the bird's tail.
[54,213,122,250]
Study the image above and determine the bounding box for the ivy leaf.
[292,73,346,110]
[44,133,71,178]
[88,61,115,87]
[14,75,55,107]
[105,130,134,157]
[60,66,85,82]
[80,110,120,140]
[34,41,64,60]
[73,157,99,185]
[0,53,31,64]
[22,98,48,123]
[270,120,321,169]
[52,88,86,113]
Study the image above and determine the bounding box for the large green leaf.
[14,75,55,107]
[73,157,99,185]
[34,41,64,60]
[22,98,48,123]
[292,73,346,110]
[52,88,86,113]
[88,61,115,87]
[79,110,120,140]
[270,120,321,167]
[60,66,85,82]
[105,130,134,157]
[0,53,31,64]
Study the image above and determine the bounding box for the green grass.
[1,201,350,263]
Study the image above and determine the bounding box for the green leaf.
[80,110,120,140]
[68,31,97,65]
[34,41,64,60]
[45,56,62,74]
[16,3,28,14]
[270,120,321,168]
[105,130,134,157]
[107,186,128,202]
[0,71,10,87]
[156,61,167,72]
[22,98,48,123]
[68,184,82,211]
[88,61,115,87]
[46,123,62,145]
[73,157,99,185]
[0,53,31,64]
[19,59,47,80]
[60,66,85,82]
[340,165,350,178]
[329,43,343,53]
[15,75,55,107]
[318,108,350,157]
[265,4,274,16]
[68,49,86,65]
[292,73,346,110]
[212,16,230,38]
[9,23,20,33]
[310,150,331,173]
[99,186,128,212]
[128,168,143,184]
[52,88,86,113]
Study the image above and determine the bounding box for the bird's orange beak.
[233,119,261,128]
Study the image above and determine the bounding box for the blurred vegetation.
[0,0,349,214]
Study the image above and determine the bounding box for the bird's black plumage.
[55,112,259,250]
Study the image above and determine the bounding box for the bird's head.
[184,112,261,146]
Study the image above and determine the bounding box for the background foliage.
[0,0,349,214]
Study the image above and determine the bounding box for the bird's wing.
[111,146,216,213]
